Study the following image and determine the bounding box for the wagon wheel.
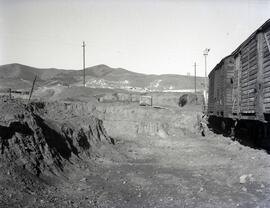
[221,120,226,131]
[221,119,232,136]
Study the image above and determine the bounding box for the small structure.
[131,94,140,102]
[116,93,132,102]
[139,95,152,106]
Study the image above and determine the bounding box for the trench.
[42,101,201,142]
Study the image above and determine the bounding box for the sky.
[0,0,269,76]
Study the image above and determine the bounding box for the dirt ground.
[1,99,270,208]
[95,133,270,208]
[54,133,270,208]
[4,130,270,208]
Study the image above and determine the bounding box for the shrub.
[179,94,188,107]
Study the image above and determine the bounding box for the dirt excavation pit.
[97,103,200,139]
[1,97,270,208]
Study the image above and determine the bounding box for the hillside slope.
[0,63,205,91]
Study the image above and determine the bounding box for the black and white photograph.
[0,0,270,207]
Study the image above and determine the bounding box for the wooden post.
[264,33,270,53]
[234,55,241,116]
[255,32,264,121]
[9,88,11,99]
[28,75,37,104]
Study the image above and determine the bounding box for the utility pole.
[193,62,197,94]
[82,41,86,87]
[193,62,198,105]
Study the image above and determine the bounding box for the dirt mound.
[0,98,114,179]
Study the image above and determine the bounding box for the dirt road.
[52,130,270,208]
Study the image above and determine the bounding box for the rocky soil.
[1,96,270,207]
[0,97,117,207]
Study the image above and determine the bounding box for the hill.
[0,63,205,92]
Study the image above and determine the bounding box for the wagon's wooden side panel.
[215,67,222,115]
[208,70,215,114]
[217,66,224,115]
[240,38,258,114]
[255,33,265,121]
[232,55,241,115]
[208,19,270,122]
[223,57,235,117]
[263,28,270,113]
[212,69,217,115]
[208,56,234,118]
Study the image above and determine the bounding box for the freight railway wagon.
[207,19,270,147]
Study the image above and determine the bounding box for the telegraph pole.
[193,62,197,93]
[82,41,86,87]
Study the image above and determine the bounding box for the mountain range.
[0,63,205,92]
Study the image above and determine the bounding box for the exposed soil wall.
[0,98,114,178]
[96,91,203,109]
[100,104,202,139]
[37,101,202,140]
[0,98,202,182]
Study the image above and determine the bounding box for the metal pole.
[82,41,86,87]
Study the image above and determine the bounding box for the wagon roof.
[210,55,233,75]
[231,18,270,56]
[209,19,270,78]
